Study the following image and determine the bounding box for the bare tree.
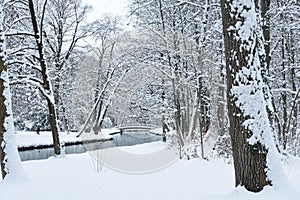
[129,0,222,158]
[28,0,61,155]
[44,0,95,131]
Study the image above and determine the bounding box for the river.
[18,132,161,161]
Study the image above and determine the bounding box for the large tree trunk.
[0,7,23,178]
[0,60,24,180]
[220,0,272,192]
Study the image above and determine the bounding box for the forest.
[0,0,299,198]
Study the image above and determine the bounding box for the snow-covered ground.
[15,128,119,147]
[0,141,299,200]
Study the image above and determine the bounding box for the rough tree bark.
[259,0,270,72]
[220,0,272,192]
[0,0,23,179]
[0,59,8,178]
[0,54,23,180]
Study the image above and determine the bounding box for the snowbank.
[0,142,299,200]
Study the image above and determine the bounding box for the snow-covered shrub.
[209,134,232,163]
[101,117,113,128]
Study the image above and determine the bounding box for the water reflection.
[18,132,161,161]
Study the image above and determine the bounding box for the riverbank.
[15,128,119,147]
[0,141,299,200]
[16,129,161,161]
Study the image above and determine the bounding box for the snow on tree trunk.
[0,2,24,180]
[220,0,288,192]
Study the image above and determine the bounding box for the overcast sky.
[82,0,129,20]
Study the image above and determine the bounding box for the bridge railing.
[116,124,159,135]
[117,124,157,129]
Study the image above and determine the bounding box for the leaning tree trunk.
[220,0,273,192]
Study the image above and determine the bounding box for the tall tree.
[44,0,94,131]
[129,0,227,158]
[220,0,283,192]
[89,15,121,134]
[0,0,24,180]
[28,0,61,155]
[269,0,300,153]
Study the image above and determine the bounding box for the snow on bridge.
[117,125,160,135]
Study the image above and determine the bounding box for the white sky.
[82,0,129,20]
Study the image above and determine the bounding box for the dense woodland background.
[6,0,298,155]
[0,0,299,189]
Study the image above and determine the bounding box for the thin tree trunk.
[161,88,167,142]
[198,76,204,159]
[47,98,61,155]
[98,104,109,128]
[261,0,271,72]
[217,76,225,135]
[77,68,115,137]
[281,35,287,150]
[29,0,61,155]
[288,30,298,151]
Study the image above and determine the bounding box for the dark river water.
[18,132,161,161]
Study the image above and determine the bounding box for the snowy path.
[0,142,299,200]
